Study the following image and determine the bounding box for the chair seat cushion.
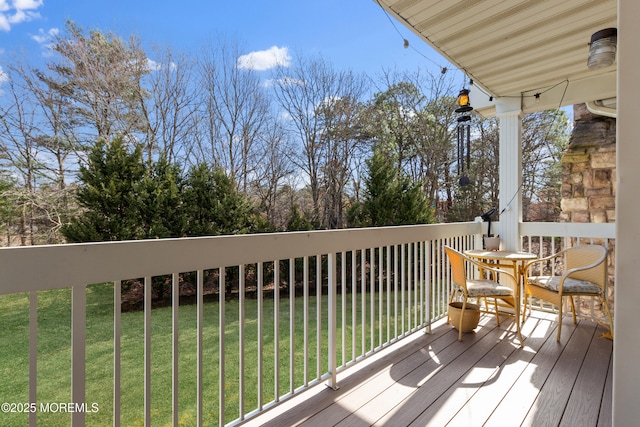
[466,279,514,297]
[528,275,602,294]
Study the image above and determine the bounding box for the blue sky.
[0,0,458,81]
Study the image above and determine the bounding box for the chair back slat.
[445,247,467,292]
[565,245,607,289]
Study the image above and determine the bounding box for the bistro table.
[464,249,538,335]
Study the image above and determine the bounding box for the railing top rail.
[520,221,615,239]
[0,222,480,295]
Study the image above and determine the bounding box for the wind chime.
[455,88,473,186]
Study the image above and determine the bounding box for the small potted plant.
[481,208,500,251]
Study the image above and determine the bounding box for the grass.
[0,283,425,426]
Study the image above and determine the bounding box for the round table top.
[464,249,538,261]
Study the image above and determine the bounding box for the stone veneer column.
[560,104,616,224]
[560,103,616,314]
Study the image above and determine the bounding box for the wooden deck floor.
[241,310,613,427]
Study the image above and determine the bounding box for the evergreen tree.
[351,151,434,227]
[62,137,146,242]
[137,156,185,239]
[182,163,258,236]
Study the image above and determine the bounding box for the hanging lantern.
[455,89,473,113]
[455,88,473,186]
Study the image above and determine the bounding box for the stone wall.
[560,103,616,224]
[559,103,616,318]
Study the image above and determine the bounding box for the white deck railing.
[520,221,616,321]
[0,221,615,426]
[0,222,480,426]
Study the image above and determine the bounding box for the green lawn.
[0,283,418,426]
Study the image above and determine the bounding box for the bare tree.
[251,121,294,229]
[139,46,199,166]
[196,38,271,192]
[316,93,368,228]
[272,54,368,227]
[0,68,73,245]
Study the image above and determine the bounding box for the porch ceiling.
[376,0,617,116]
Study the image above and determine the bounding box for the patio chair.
[522,244,614,341]
[444,246,521,343]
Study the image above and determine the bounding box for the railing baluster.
[144,277,151,427]
[257,263,263,410]
[316,256,321,380]
[378,246,383,348]
[416,242,420,329]
[401,244,406,336]
[219,268,226,426]
[239,265,245,420]
[361,249,365,357]
[29,291,37,427]
[327,252,337,390]
[370,247,375,352]
[273,261,279,402]
[172,273,179,427]
[351,250,356,362]
[196,271,203,426]
[407,243,412,332]
[419,242,424,327]
[289,258,295,394]
[72,285,86,427]
[394,245,398,339]
[303,257,309,386]
[341,252,346,367]
[113,281,121,427]
[386,246,391,344]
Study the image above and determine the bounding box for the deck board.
[414,311,555,426]
[241,311,613,427]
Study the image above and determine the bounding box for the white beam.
[473,71,617,118]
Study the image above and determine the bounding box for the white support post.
[496,100,524,251]
[614,0,640,424]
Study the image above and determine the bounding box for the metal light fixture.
[587,28,617,70]
[455,89,472,113]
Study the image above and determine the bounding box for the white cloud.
[14,0,44,9]
[237,46,291,71]
[146,58,162,71]
[30,27,58,56]
[0,0,43,31]
[0,65,8,83]
[31,27,58,44]
[262,76,304,89]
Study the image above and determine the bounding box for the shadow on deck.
[241,310,613,427]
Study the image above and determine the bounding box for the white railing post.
[327,252,338,390]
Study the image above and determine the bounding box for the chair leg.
[494,298,501,326]
[458,299,467,341]
[569,296,577,324]
[447,291,456,325]
[556,301,563,341]
[602,296,614,340]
